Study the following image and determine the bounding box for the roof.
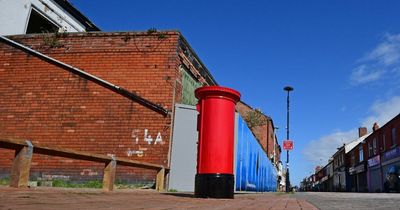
[332,145,345,157]
[178,34,217,85]
[53,0,100,31]
[344,132,371,153]
[372,113,400,133]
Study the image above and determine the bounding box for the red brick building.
[347,133,368,192]
[235,102,281,165]
[0,31,217,184]
[365,114,400,192]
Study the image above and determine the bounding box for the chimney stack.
[358,127,367,137]
[373,122,380,132]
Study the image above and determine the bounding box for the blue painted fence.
[235,116,277,192]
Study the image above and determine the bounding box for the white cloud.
[302,129,356,165]
[350,65,384,85]
[362,96,400,127]
[365,34,400,66]
[303,95,400,166]
[350,33,400,85]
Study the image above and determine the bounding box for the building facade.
[0,31,282,188]
[235,102,281,166]
[303,116,400,193]
[0,31,217,184]
[348,142,368,192]
[366,115,400,193]
[333,146,347,191]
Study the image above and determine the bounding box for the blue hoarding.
[235,116,277,192]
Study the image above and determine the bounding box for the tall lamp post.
[283,86,294,192]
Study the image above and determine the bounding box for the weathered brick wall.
[235,101,281,165]
[0,31,183,183]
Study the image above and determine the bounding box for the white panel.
[0,0,29,35]
[0,0,87,36]
[169,104,198,192]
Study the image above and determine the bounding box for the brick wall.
[0,31,196,183]
[365,114,400,158]
[235,101,281,165]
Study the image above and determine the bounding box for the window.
[181,66,201,106]
[351,152,355,166]
[368,141,373,157]
[359,146,363,162]
[392,128,398,147]
[383,134,386,151]
[343,153,345,165]
[340,153,344,166]
[26,8,59,34]
[333,159,336,168]
[373,138,377,155]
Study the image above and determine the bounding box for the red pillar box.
[194,86,241,199]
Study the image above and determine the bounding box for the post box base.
[194,173,234,199]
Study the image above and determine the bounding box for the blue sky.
[70,0,400,186]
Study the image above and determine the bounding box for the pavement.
[0,186,317,210]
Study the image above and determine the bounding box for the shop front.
[381,146,400,192]
[367,155,382,192]
[333,166,347,192]
[348,163,367,192]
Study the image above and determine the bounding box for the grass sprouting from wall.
[0,177,10,185]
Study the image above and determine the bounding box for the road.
[293,192,400,210]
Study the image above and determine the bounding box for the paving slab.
[0,186,317,210]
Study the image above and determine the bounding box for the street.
[293,192,400,210]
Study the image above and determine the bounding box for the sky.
[69,0,400,186]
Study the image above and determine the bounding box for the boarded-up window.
[181,66,201,106]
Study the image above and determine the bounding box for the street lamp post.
[284,86,293,193]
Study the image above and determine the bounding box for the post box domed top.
[195,86,241,102]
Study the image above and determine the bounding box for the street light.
[283,86,294,193]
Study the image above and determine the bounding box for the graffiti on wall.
[127,128,164,157]
[127,149,144,157]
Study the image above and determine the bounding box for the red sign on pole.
[283,140,294,150]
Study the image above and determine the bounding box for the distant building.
[366,114,400,193]
[304,115,400,193]
[333,145,346,191]
[235,102,281,165]
[317,160,333,192]
[347,128,370,192]
[0,0,99,35]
